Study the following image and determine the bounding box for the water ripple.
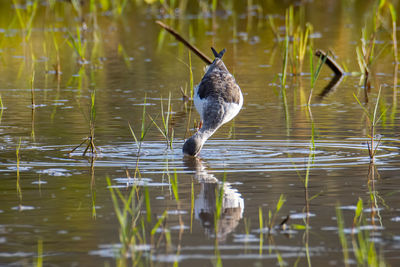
[0,139,398,175]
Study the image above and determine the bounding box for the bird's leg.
[193,120,203,133]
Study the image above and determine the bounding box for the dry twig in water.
[156,21,213,65]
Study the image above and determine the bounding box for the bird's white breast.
[221,90,243,125]
[193,84,206,121]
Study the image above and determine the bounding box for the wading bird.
[183,48,243,157]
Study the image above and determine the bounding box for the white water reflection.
[184,157,244,241]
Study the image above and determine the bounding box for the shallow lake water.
[1,1,400,266]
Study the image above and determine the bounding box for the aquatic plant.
[336,199,386,267]
[107,177,144,263]
[12,0,39,41]
[280,13,290,133]
[144,186,152,223]
[356,0,396,93]
[111,0,129,17]
[16,138,22,202]
[90,179,96,219]
[171,169,179,202]
[307,49,328,105]
[36,239,43,267]
[149,93,174,149]
[118,44,132,69]
[150,209,167,239]
[390,63,398,124]
[189,51,194,98]
[259,194,286,235]
[353,86,387,163]
[69,90,98,156]
[258,206,263,255]
[336,205,350,267]
[190,180,195,232]
[67,26,87,64]
[388,3,398,62]
[304,119,315,190]
[267,194,286,232]
[107,176,172,265]
[129,96,154,178]
[30,56,36,141]
[70,0,83,19]
[271,5,314,76]
[88,90,97,154]
[356,26,375,91]
[214,173,226,240]
[0,94,4,123]
[30,64,35,109]
[268,15,280,41]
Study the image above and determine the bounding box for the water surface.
[1,1,400,266]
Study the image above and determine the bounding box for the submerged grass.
[273,5,314,76]
[307,47,328,106]
[69,90,98,156]
[36,239,43,267]
[259,194,286,235]
[356,0,396,93]
[144,186,151,223]
[388,3,398,62]
[214,173,226,241]
[67,26,87,64]
[336,205,349,267]
[107,175,174,265]
[277,5,318,134]
[118,44,132,69]
[267,194,286,232]
[190,179,194,232]
[0,93,3,123]
[149,92,174,149]
[258,206,263,255]
[336,199,386,267]
[171,169,179,202]
[189,51,194,98]
[280,13,290,133]
[16,138,22,203]
[354,86,387,163]
[12,0,38,41]
[107,176,143,264]
[129,95,154,179]
[30,65,35,108]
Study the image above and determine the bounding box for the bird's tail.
[211,47,226,59]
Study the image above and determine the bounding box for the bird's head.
[183,135,204,157]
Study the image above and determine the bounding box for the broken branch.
[156,20,213,65]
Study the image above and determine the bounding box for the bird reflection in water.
[184,157,244,241]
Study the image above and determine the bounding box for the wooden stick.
[156,20,213,65]
[315,49,344,77]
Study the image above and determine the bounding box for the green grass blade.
[151,210,167,236]
[336,205,349,266]
[141,95,147,140]
[372,86,382,125]
[171,170,179,202]
[189,52,194,98]
[145,186,151,223]
[128,122,139,149]
[353,93,371,119]
[148,113,166,138]
[36,239,43,267]
[354,197,363,225]
[276,194,286,212]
